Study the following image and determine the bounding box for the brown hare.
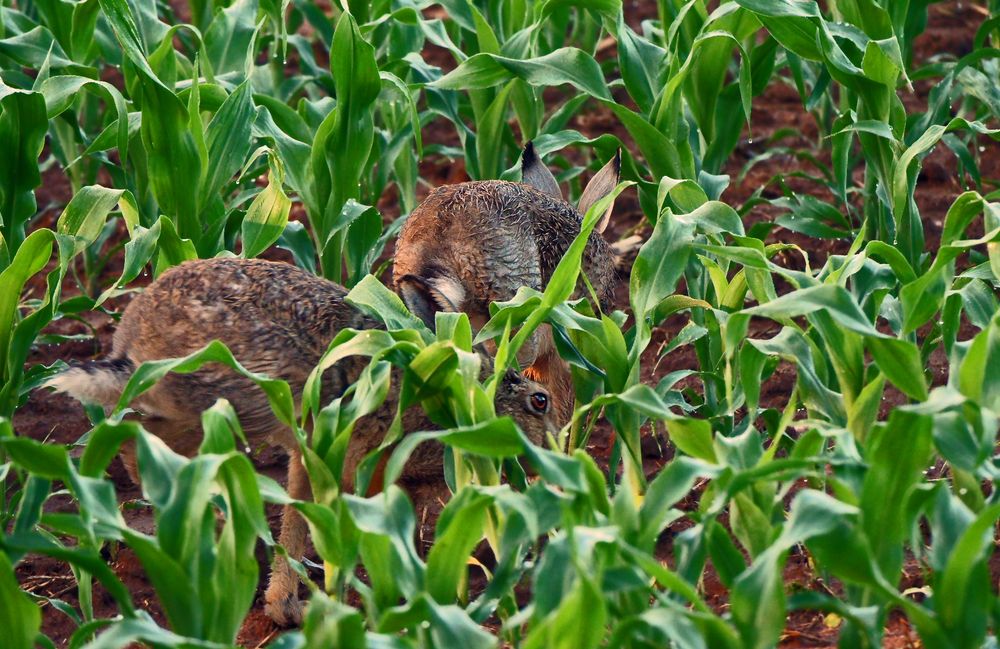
[45,257,555,626]
[393,143,622,425]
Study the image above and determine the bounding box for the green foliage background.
[1,0,1000,647]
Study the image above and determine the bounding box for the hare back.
[394,180,616,310]
[111,258,376,439]
[115,258,371,367]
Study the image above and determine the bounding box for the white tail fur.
[43,359,133,406]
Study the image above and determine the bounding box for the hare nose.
[544,413,560,437]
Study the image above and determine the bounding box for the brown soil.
[9,2,997,647]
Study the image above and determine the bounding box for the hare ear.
[520,141,562,200]
[578,149,621,234]
[398,274,465,330]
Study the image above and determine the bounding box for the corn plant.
[256,11,422,284]
[3,0,1000,647]
[1,406,272,647]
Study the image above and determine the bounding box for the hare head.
[494,366,557,446]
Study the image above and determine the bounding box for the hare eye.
[529,392,549,414]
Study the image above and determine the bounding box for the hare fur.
[393,144,622,424]
[45,257,555,626]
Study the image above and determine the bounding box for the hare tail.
[43,358,134,406]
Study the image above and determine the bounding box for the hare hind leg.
[264,445,312,627]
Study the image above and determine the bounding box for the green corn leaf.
[99,0,203,242]
[0,228,54,388]
[140,82,204,243]
[616,16,665,114]
[296,592,369,648]
[425,488,493,603]
[383,418,524,487]
[475,81,515,180]
[629,214,694,326]
[0,437,70,480]
[0,88,47,254]
[731,545,786,649]
[73,417,269,643]
[0,26,94,74]
[0,553,40,649]
[342,487,423,603]
[2,532,136,616]
[312,11,380,280]
[73,615,235,649]
[252,100,314,206]
[55,185,128,257]
[380,71,423,158]
[240,154,291,259]
[638,457,718,549]
[603,101,686,178]
[860,410,934,578]
[201,80,256,210]
[535,0,621,22]
[523,566,606,649]
[865,338,927,402]
[94,217,163,306]
[431,48,611,100]
[935,501,1000,643]
[684,21,755,145]
[203,0,259,75]
[899,193,1000,334]
[846,374,885,442]
[739,285,928,400]
[735,0,823,61]
[153,216,198,273]
[665,418,716,463]
[958,313,1000,412]
[115,339,296,426]
[1,184,124,415]
[347,274,429,335]
[40,75,130,167]
[78,420,140,477]
[344,203,383,287]
[424,600,497,649]
[657,176,709,213]
[749,327,845,420]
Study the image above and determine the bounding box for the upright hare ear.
[520,141,562,200]
[397,274,465,330]
[578,149,622,234]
